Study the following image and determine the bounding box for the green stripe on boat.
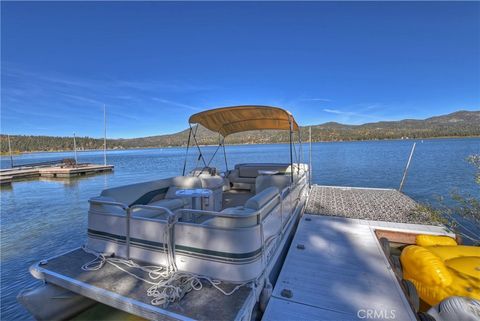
[88,229,262,261]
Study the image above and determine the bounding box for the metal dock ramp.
[263,185,450,321]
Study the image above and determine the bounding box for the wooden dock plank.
[0,175,13,185]
[0,164,113,181]
[38,164,113,177]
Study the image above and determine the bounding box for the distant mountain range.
[1,110,479,153]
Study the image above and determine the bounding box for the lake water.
[1,138,479,320]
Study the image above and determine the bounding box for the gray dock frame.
[262,185,452,321]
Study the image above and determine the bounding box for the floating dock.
[36,164,114,178]
[263,185,450,321]
[0,175,12,185]
[0,163,113,183]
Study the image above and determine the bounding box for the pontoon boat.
[18,105,309,320]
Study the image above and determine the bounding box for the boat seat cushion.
[227,170,255,184]
[150,198,185,210]
[227,163,290,192]
[204,187,280,227]
[235,163,290,178]
[202,206,257,228]
[255,175,291,195]
[132,198,184,219]
[224,170,255,192]
[101,179,171,207]
[200,176,224,189]
[245,186,279,211]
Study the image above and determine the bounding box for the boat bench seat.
[131,198,185,219]
[203,187,280,228]
[94,175,226,219]
[226,163,290,192]
[255,175,291,195]
[96,176,201,214]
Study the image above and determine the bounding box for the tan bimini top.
[189,105,299,137]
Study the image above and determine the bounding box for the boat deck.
[262,185,450,321]
[31,248,254,321]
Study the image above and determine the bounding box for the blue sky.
[1,2,479,139]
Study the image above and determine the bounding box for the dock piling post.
[399,142,416,192]
[309,127,312,188]
[103,104,107,166]
[73,133,78,164]
[7,134,13,168]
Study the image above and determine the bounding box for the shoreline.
[1,135,479,156]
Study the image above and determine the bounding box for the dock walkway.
[263,215,449,321]
[263,185,450,321]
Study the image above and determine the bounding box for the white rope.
[81,246,247,307]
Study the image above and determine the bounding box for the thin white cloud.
[322,107,380,121]
[302,98,332,102]
[3,65,214,96]
[151,97,200,111]
[323,108,344,114]
[59,93,104,106]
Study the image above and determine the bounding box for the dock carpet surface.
[306,185,434,224]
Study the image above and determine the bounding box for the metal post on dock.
[289,117,294,184]
[7,134,13,168]
[399,142,416,192]
[309,127,312,188]
[73,133,78,164]
[103,104,107,166]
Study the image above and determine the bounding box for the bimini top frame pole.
[289,116,294,183]
[182,127,193,176]
[183,105,301,176]
[222,136,228,172]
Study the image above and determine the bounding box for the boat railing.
[178,192,282,225]
[88,189,286,260]
[178,208,257,218]
[88,198,128,211]
[127,205,176,259]
[89,198,177,259]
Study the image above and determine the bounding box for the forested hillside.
[1,110,479,153]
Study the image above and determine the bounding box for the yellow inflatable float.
[400,234,480,307]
